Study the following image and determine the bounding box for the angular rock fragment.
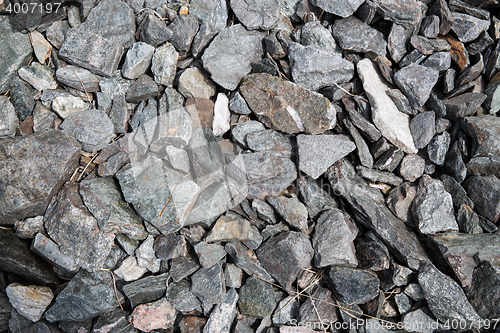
[151,43,178,86]
[129,298,177,332]
[410,35,451,55]
[469,261,500,319]
[246,129,294,158]
[0,97,19,139]
[122,42,155,80]
[357,166,403,186]
[230,0,280,30]
[203,288,238,333]
[154,234,188,261]
[113,256,148,282]
[122,273,169,308]
[399,154,425,182]
[135,234,161,273]
[5,283,53,322]
[293,21,341,56]
[225,242,274,282]
[344,118,374,168]
[388,24,412,64]
[296,176,337,219]
[205,216,262,249]
[451,12,490,43]
[45,270,122,322]
[312,209,357,268]
[44,182,115,271]
[465,175,500,222]
[167,279,202,313]
[213,93,230,136]
[444,92,487,120]
[310,0,363,17]
[0,130,80,221]
[190,263,225,307]
[194,242,226,268]
[288,42,354,92]
[410,111,436,149]
[298,286,338,324]
[267,196,308,234]
[31,233,80,274]
[178,67,216,100]
[327,267,380,305]
[394,64,439,110]
[92,309,134,333]
[56,65,101,92]
[332,16,387,56]
[411,175,458,235]
[189,0,228,33]
[386,183,417,224]
[327,159,430,270]
[357,59,417,154]
[240,73,335,135]
[18,62,57,91]
[59,28,124,78]
[238,276,276,318]
[427,131,451,166]
[202,24,264,90]
[256,231,313,289]
[418,263,482,330]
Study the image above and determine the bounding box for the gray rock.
[410,35,451,55]
[55,65,101,92]
[312,209,357,268]
[191,262,225,307]
[9,78,35,122]
[154,233,187,261]
[80,177,147,240]
[345,105,383,142]
[357,165,403,186]
[99,71,134,102]
[296,176,337,219]
[51,95,88,119]
[14,216,44,239]
[444,92,487,121]
[79,0,135,48]
[327,159,430,270]
[266,196,308,233]
[229,92,252,115]
[190,0,228,33]
[427,131,451,166]
[469,261,500,319]
[125,74,159,103]
[231,121,265,148]
[178,67,216,99]
[154,102,192,149]
[327,267,380,305]
[45,270,122,322]
[399,154,425,182]
[466,175,500,222]
[288,42,354,92]
[357,59,417,154]
[60,109,115,152]
[18,62,57,91]
[0,16,32,94]
[298,286,338,323]
[165,146,191,173]
[135,234,161,273]
[401,308,441,333]
[238,276,276,319]
[462,116,500,175]
[113,256,147,282]
[122,273,169,308]
[456,204,482,234]
[420,15,440,38]
[151,43,178,86]
[109,94,129,134]
[256,231,313,290]
[0,131,80,222]
[272,296,299,327]
[429,233,500,287]
[451,12,490,43]
[418,263,482,330]
[205,216,262,249]
[203,288,238,333]
[130,99,157,154]
[92,309,136,333]
[0,97,18,138]
[371,0,425,30]
[230,0,280,30]
[139,14,173,47]
[331,16,387,57]
[58,28,124,78]
[169,255,200,283]
[166,280,202,313]
[388,24,412,64]
[194,242,226,268]
[374,146,405,172]
[169,14,199,53]
[225,242,275,282]
[410,111,436,149]
[344,118,374,168]
[44,182,115,271]
[394,64,439,109]
[422,51,452,72]
[240,73,336,134]
[122,42,155,80]
[310,0,363,17]
[386,183,417,223]
[441,174,474,210]
[202,24,264,90]
[293,21,341,56]
[192,21,218,58]
[411,175,458,235]
[224,264,243,289]
[31,233,80,274]
[246,129,294,158]
[0,229,59,286]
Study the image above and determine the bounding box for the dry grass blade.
[73,68,91,102]
[76,152,99,182]
[158,172,192,218]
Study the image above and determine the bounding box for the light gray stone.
[18,63,57,91]
[310,0,364,17]
[230,0,281,30]
[0,97,18,138]
[178,67,216,99]
[6,283,53,322]
[151,43,178,86]
[122,42,155,80]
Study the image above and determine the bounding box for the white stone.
[52,95,87,118]
[18,62,58,91]
[6,282,54,322]
[165,145,190,173]
[122,42,155,80]
[30,30,52,63]
[213,93,230,136]
[357,59,418,154]
[114,256,148,282]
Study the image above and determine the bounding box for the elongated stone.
[6,283,53,322]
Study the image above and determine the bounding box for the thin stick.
[76,152,98,182]
[158,172,191,218]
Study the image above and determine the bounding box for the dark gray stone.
[298,286,338,323]
[169,15,199,53]
[456,204,482,234]
[410,111,436,149]
[456,56,484,87]
[386,182,417,224]
[293,21,341,56]
[443,69,456,93]
[327,159,430,270]
[272,296,299,327]
[288,42,354,92]
[58,28,124,78]
[411,175,458,235]
[386,89,415,116]
[444,92,487,121]
[238,276,276,318]
[229,92,252,115]
[441,174,474,210]
[122,273,169,308]
[246,129,294,158]
[125,74,159,103]
[192,21,218,58]
[310,0,364,17]
[92,309,136,333]
[356,237,391,272]
[80,177,147,240]
[469,261,500,319]
[374,146,405,172]
[0,130,80,222]
[109,94,129,134]
[203,288,238,333]
[194,242,226,268]
[139,14,173,47]
[466,175,500,222]
[154,234,188,261]
[189,0,228,33]
[60,109,115,152]
[331,16,387,57]
[44,182,115,271]
[345,106,382,142]
[428,233,500,287]
[296,176,337,219]
[399,154,425,182]
[225,241,275,282]
[418,263,481,330]
[451,12,490,43]
[394,64,439,109]
[267,196,308,234]
[202,24,264,91]
[430,0,453,35]
[9,77,36,122]
[427,131,451,166]
[231,120,265,148]
[241,73,335,134]
[56,65,101,92]
[256,231,313,289]
[191,262,225,307]
[344,118,374,168]
[357,166,403,186]
[129,99,157,154]
[420,15,440,38]
[45,269,123,323]
[312,209,357,268]
[422,51,452,72]
[388,24,412,64]
[410,35,451,55]
[0,16,32,94]
[170,255,201,282]
[79,0,135,48]
[327,267,380,305]
[230,0,280,30]
[166,279,202,313]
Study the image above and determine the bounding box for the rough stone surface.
[202,24,265,90]
[122,42,155,80]
[466,175,500,222]
[169,15,199,53]
[114,256,148,282]
[357,59,417,154]
[310,0,364,17]
[129,298,177,332]
[238,276,276,318]
[427,131,451,166]
[240,73,336,135]
[444,93,487,120]
[18,62,57,91]
[256,231,313,290]
[451,12,490,43]
[410,111,436,149]
[469,261,500,319]
[5,283,53,322]
[399,154,425,182]
[194,242,226,268]
[203,288,238,333]
[230,0,280,30]
[122,273,169,308]
[178,67,216,99]
[332,17,387,57]
[189,0,228,33]
[190,263,225,307]
[151,43,178,86]
[418,263,482,330]
[327,267,380,305]
[394,64,439,110]
[0,97,19,139]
